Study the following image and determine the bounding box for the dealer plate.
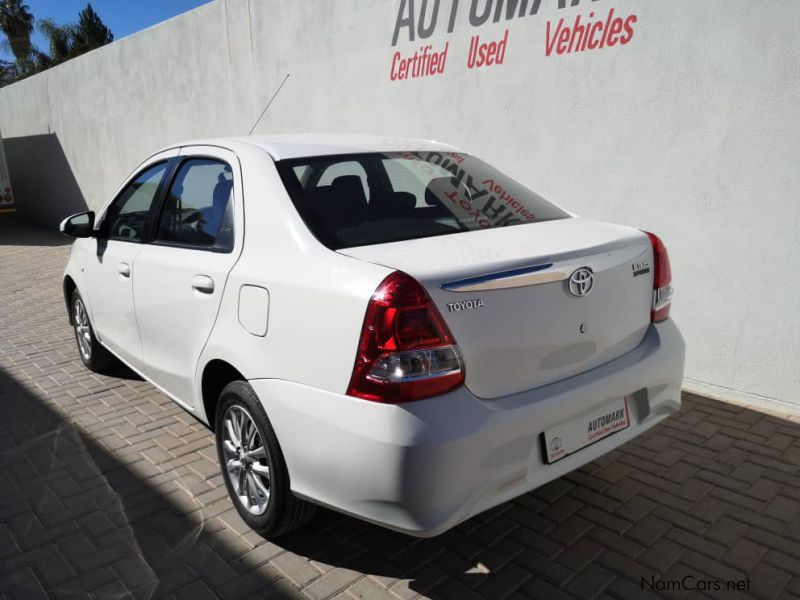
[543,397,631,464]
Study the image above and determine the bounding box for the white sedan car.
[61,134,685,538]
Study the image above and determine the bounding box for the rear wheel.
[215,381,315,537]
[71,290,115,372]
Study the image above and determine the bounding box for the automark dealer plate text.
[543,397,630,464]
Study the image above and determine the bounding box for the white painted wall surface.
[0,0,797,406]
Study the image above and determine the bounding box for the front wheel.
[215,381,315,537]
[71,290,115,372]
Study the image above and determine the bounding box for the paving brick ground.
[1,217,800,600]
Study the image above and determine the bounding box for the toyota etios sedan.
[61,135,685,537]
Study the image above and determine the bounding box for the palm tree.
[0,0,34,66]
[37,18,75,67]
[0,1,113,86]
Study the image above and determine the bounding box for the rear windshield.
[276,151,569,249]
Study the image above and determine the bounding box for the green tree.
[0,57,17,86]
[1,1,113,87]
[0,0,34,66]
[37,18,75,67]
[70,3,113,56]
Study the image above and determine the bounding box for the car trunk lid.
[338,217,654,399]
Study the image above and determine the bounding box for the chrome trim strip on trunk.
[441,263,556,292]
[440,245,651,293]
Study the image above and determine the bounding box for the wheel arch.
[201,359,246,428]
[63,275,77,325]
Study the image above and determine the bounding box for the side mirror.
[59,211,95,238]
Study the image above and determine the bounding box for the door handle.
[191,275,215,294]
[118,262,131,278]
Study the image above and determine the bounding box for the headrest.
[306,176,367,226]
[331,176,367,209]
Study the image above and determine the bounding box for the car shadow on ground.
[99,361,143,382]
[278,504,531,597]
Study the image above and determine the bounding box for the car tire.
[215,380,315,537]
[71,290,116,372]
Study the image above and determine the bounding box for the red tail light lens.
[645,231,673,322]
[347,272,465,403]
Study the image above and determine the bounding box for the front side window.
[104,162,169,242]
[155,158,233,250]
[277,151,569,249]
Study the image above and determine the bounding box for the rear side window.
[104,162,168,242]
[155,158,234,251]
[277,151,569,249]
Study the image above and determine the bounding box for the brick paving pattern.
[1,217,799,600]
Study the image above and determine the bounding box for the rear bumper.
[250,319,685,537]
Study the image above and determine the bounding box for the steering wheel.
[117,224,138,239]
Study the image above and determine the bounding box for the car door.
[81,153,176,366]
[132,146,243,407]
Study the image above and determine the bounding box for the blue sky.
[2,0,212,60]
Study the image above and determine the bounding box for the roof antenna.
[248,73,290,135]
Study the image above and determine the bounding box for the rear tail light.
[645,231,673,322]
[347,271,465,403]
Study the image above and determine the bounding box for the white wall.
[0,0,797,407]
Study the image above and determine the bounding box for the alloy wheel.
[74,298,92,361]
[221,405,271,515]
